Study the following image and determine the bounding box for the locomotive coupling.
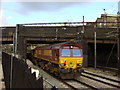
[60,68,68,74]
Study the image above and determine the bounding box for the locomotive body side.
[34,48,59,64]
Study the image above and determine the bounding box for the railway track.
[80,70,120,89]
[56,70,120,89]
[37,66,120,89]
[59,70,120,89]
[55,74,120,90]
[83,70,120,83]
[28,59,120,89]
[51,77,99,90]
[39,66,98,89]
[42,69,100,89]
[65,79,99,90]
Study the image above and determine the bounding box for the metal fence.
[2,52,43,89]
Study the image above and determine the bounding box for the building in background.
[96,14,117,28]
[87,14,118,28]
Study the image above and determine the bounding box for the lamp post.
[103,9,107,27]
[15,24,18,54]
[117,12,120,76]
[94,31,97,69]
[81,16,85,42]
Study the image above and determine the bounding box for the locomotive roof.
[35,41,81,49]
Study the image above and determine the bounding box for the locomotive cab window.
[61,49,70,56]
[72,49,82,56]
[61,48,82,57]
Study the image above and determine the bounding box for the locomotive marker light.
[60,63,66,66]
[70,46,73,49]
[64,60,66,64]
[77,63,82,66]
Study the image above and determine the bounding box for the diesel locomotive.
[31,42,84,79]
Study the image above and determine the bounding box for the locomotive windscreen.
[61,49,70,56]
[61,48,82,57]
[72,49,82,56]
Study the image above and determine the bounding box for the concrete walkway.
[0,51,5,89]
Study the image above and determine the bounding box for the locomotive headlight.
[64,60,66,63]
[61,63,66,66]
[77,63,81,66]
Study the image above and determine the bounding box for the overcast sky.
[1,0,120,26]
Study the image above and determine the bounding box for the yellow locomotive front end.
[59,45,84,76]
[59,57,83,70]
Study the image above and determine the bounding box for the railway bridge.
[1,21,118,68]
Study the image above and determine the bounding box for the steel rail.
[58,79,79,90]
[81,74,120,89]
[73,79,99,90]
[84,71,120,83]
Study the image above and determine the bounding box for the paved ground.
[26,59,69,89]
[0,82,5,90]
[0,51,5,89]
